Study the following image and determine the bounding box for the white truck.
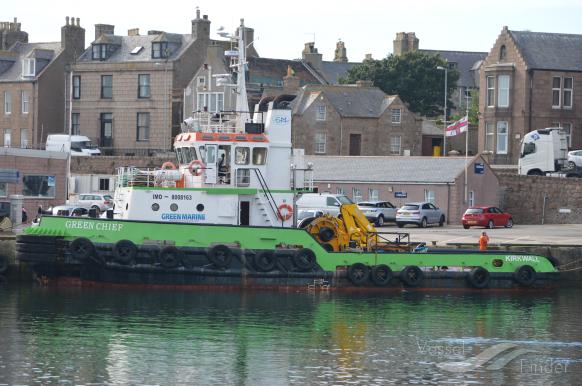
[46,135,101,156]
[518,128,581,177]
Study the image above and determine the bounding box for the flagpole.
[464,91,470,204]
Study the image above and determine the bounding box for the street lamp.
[437,65,448,156]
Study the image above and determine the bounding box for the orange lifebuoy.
[277,203,293,221]
[161,161,177,170]
[188,160,205,176]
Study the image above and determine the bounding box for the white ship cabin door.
[205,144,218,184]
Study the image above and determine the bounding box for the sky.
[4,0,582,61]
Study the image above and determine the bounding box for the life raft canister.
[277,203,293,221]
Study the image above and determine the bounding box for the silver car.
[357,201,398,226]
[396,202,445,228]
[567,150,582,168]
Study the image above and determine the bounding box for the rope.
[556,257,582,269]
[558,266,582,273]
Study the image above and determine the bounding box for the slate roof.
[77,33,193,63]
[0,41,62,82]
[509,31,582,72]
[247,56,321,87]
[305,155,473,183]
[318,61,359,84]
[293,85,394,118]
[420,49,487,88]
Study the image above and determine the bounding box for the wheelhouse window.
[252,147,267,165]
[235,147,250,164]
[92,44,108,60]
[22,175,55,198]
[391,108,401,124]
[101,75,113,99]
[138,74,150,98]
[72,113,80,135]
[21,91,29,114]
[496,121,508,154]
[497,75,509,107]
[486,76,494,107]
[563,77,573,109]
[73,75,81,99]
[316,105,326,121]
[552,77,561,108]
[152,42,168,59]
[314,133,326,154]
[136,112,150,141]
[236,169,250,187]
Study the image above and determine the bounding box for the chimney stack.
[128,28,139,36]
[61,16,85,54]
[334,40,348,63]
[302,42,322,70]
[94,24,115,40]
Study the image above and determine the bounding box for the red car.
[462,206,513,229]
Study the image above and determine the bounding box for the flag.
[445,115,469,137]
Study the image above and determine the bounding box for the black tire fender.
[466,266,490,289]
[254,250,278,272]
[16,235,57,245]
[400,265,424,287]
[113,239,137,265]
[371,264,393,286]
[293,248,316,271]
[159,246,183,269]
[347,263,370,286]
[16,243,57,254]
[69,237,96,261]
[318,227,335,242]
[514,265,536,287]
[207,244,233,269]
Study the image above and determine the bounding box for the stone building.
[292,82,422,156]
[70,9,210,155]
[0,17,84,148]
[478,26,582,164]
[306,154,499,225]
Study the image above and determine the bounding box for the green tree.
[340,51,459,117]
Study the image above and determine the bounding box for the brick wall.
[70,155,171,174]
[499,174,582,224]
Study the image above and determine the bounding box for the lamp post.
[437,65,448,156]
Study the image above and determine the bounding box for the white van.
[296,193,353,217]
[46,135,101,156]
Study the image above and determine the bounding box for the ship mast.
[235,18,250,129]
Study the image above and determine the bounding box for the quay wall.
[498,174,582,225]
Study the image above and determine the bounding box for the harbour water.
[0,284,580,385]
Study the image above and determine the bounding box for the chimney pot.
[76,18,80,27]
[66,16,69,26]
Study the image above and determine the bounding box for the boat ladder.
[254,194,275,226]
[307,278,331,291]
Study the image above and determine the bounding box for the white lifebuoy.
[277,203,293,221]
[188,160,205,176]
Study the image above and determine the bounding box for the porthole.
[170,203,178,212]
[151,203,160,211]
[196,203,204,212]
[492,259,503,268]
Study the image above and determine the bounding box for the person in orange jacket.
[479,231,490,251]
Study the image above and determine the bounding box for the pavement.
[377,223,582,247]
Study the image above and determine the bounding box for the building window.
[563,77,573,109]
[197,92,224,113]
[391,108,401,124]
[485,122,495,152]
[138,74,150,98]
[136,112,150,141]
[20,128,28,148]
[369,188,379,201]
[100,113,113,147]
[390,136,401,155]
[236,169,250,187]
[152,42,168,59]
[99,178,110,191]
[92,44,108,60]
[496,121,508,154]
[73,75,81,99]
[486,76,494,107]
[0,182,6,197]
[4,91,11,114]
[198,76,205,86]
[315,133,326,154]
[22,58,35,77]
[352,188,362,203]
[72,113,80,135]
[21,91,29,114]
[3,129,11,147]
[22,175,56,198]
[424,190,435,204]
[316,105,326,121]
[468,191,475,207]
[552,77,561,108]
[497,75,509,107]
[101,75,113,99]
[336,187,345,195]
[553,122,573,147]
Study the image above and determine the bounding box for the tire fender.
[466,266,490,289]
[400,265,424,287]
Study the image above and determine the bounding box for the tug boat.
[16,20,558,291]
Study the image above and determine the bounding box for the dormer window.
[152,42,168,59]
[92,44,108,60]
[22,59,35,77]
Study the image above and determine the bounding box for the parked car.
[50,204,89,217]
[296,209,324,228]
[396,202,445,228]
[295,193,353,217]
[77,193,113,213]
[462,206,513,229]
[357,201,398,226]
[567,150,582,168]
